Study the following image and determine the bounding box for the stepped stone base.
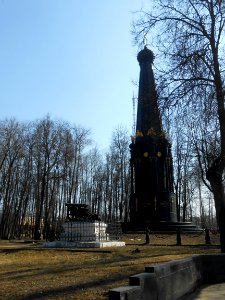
[122,221,203,233]
[43,240,125,248]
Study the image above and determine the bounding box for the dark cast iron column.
[129,46,177,226]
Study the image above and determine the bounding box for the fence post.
[205,228,211,245]
[176,228,181,245]
[145,227,150,244]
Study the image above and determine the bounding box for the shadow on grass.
[0,244,220,255]
[15,273,127,300]
[1,243,221,299]
[1,251,140,281]
[127,242,220,247]
[0,247,112,254]
[167,244,220,249]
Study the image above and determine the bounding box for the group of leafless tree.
[0,112,217,241]
[0,117,131,240]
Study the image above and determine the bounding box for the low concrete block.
[108,285,141,300]
[109,255,225,300]
[129,273,157,300]
[145,257,203,300]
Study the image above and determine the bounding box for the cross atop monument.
[143,32,148,47]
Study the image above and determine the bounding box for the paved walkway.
[185,283,225,299]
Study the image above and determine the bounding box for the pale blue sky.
[0,0,150,149]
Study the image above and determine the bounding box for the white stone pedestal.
[60,221,109,242]
[43,221,125,248]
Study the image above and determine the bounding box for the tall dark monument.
[127,45,178,231]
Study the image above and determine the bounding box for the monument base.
[43,240,125,248]
[43,221,125,248]
[60,221,110,242]
[122,221,202,233]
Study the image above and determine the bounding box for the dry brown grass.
[0,233,221,300]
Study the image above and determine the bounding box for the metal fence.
[60,221,122,242]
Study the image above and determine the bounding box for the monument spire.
[123,44,200,233]
[136,46,162,135]
[126,45,177,230]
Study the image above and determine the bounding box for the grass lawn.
[0,233,221,300]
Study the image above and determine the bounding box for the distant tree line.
[0,115,217,240]
[0,117,131,239]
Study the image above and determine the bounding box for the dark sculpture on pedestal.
[65,203,100,222]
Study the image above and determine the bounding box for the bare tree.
[0,119,26,238]
[110,126,131,221]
